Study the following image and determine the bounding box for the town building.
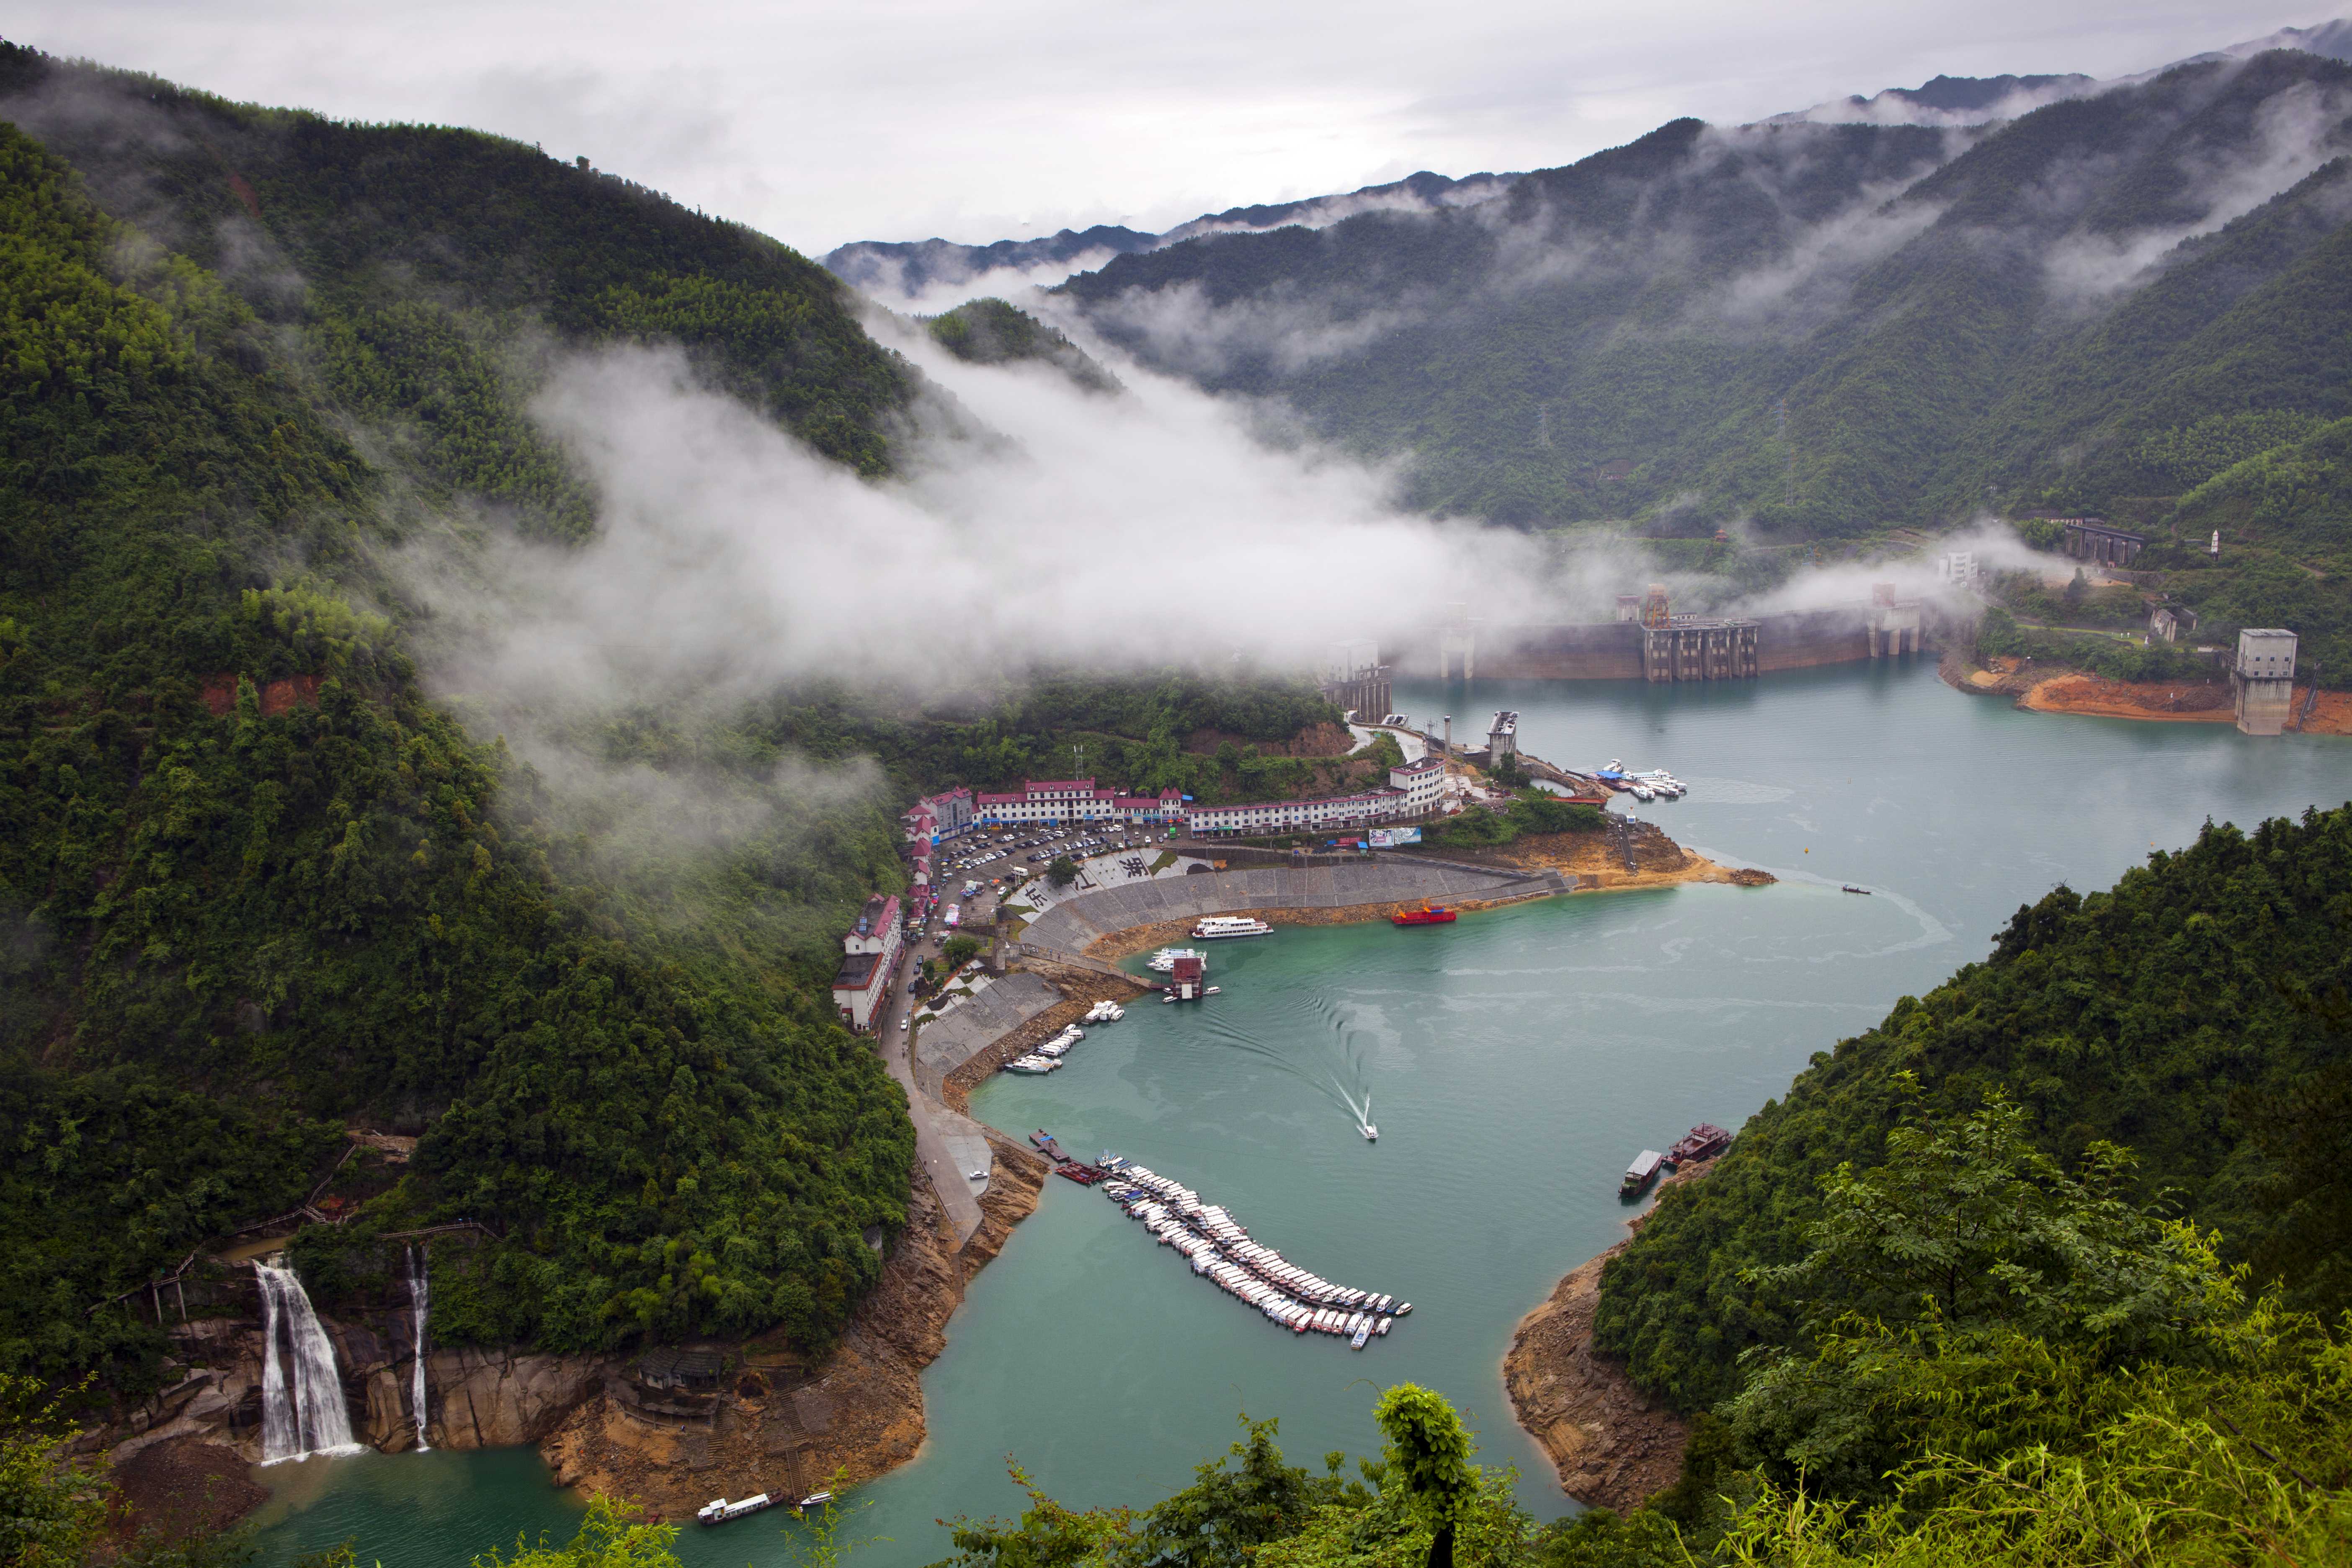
[1181,758,1451,837]
[2058,518,2146,567]
[830,892,903,1032]
[2149,603,2197,643]
[1934,550,1979,588]
[973,779,1187,827]
[2233,628,2298,736]
[901,787,976,846]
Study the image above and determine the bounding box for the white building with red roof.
[830,892,904,1033]
[974,778,1185,827]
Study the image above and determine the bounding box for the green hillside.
[0,112,925,1379]
[0,41,1365,1391]
[1058,52,2352,671]
[1589,804,2352,1414]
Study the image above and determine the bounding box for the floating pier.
[1097,1157,1409,1345]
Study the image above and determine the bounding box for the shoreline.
[131,820,1749,1537]
[1081,831,1766,964]
[1501,1156,1718,1513]
[1941,651,2351,736]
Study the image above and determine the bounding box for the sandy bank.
[1944,652,2350,736]
[1503,1158,1718,1513]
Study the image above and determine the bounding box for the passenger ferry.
[698,1494,776,1526]
[1191,916,1272,940]
[1148,946,1204,971]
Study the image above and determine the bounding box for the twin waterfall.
[255,1261,363,1463]
[251,1251,433,1462]
[407,1246,431,1450]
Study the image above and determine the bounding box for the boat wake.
[1197,1002,1378,1141]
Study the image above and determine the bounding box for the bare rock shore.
[1503,1159,1718,1514]
[542,1132,1048,1518]
[91,1134,1050,1535]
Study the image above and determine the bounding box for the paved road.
[875,943,986,1248]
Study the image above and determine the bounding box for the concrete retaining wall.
[913,972,1060,1097]
[1022,861,1557,952]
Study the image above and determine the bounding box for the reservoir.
[251,660,2352,1565]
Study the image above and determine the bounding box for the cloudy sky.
[8,2,2331,254]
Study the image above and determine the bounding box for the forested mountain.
[824,169,1520,303]
[0,42,1346,1391]
[1058,50,2352,541]
[1591,804,2352,1413]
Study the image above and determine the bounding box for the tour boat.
[1191,916,1272,939]
[1147,947,1204,972]
[698,1494,776,1526]
[1620,1149,1666,1198]
[1390,900,1457,927]
[1664,1123,1733,1168]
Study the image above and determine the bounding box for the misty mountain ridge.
[828,17,2352,304]
[823,168,1518,305]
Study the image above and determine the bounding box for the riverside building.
[830,893,904,1032]
[974,779,1186,828]
[1183,759,1451,837]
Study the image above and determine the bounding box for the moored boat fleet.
[1095,1155,1410,1349]
[1592,759,1687,802]
[999,1000,1126,1076]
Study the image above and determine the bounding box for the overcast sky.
[7,3,2333,254]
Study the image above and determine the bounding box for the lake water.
[251,660,2352,1566]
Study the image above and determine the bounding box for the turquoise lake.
[251,660,2352,1565]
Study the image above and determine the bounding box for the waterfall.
[407,1246,431,1451]
[254,1259,362,1463]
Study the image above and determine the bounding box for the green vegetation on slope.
[1063,53,2352,660]
[0,113,912,1385]
[0,41,923,497]
[1591,803,2352,1414]
[926,297,1122,394]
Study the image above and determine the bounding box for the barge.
[1391,901,1457,926]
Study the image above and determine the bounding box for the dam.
[1398,585,1937,683]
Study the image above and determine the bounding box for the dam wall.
[1394,607,1930,682]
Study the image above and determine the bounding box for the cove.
[250,660,2352,1566]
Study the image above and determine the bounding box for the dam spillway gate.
[1641,619,1760,682]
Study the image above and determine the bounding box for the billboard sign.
[1368,827,1423,847]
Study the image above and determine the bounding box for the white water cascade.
[406,1246,431,1450]
[255,1259,363,1463]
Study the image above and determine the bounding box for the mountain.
[1041,48,2352,673]
[823,169,1518,303]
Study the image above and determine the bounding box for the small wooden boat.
[1842,885,1871,895]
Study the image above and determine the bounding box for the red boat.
[1391,901,1457,926]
